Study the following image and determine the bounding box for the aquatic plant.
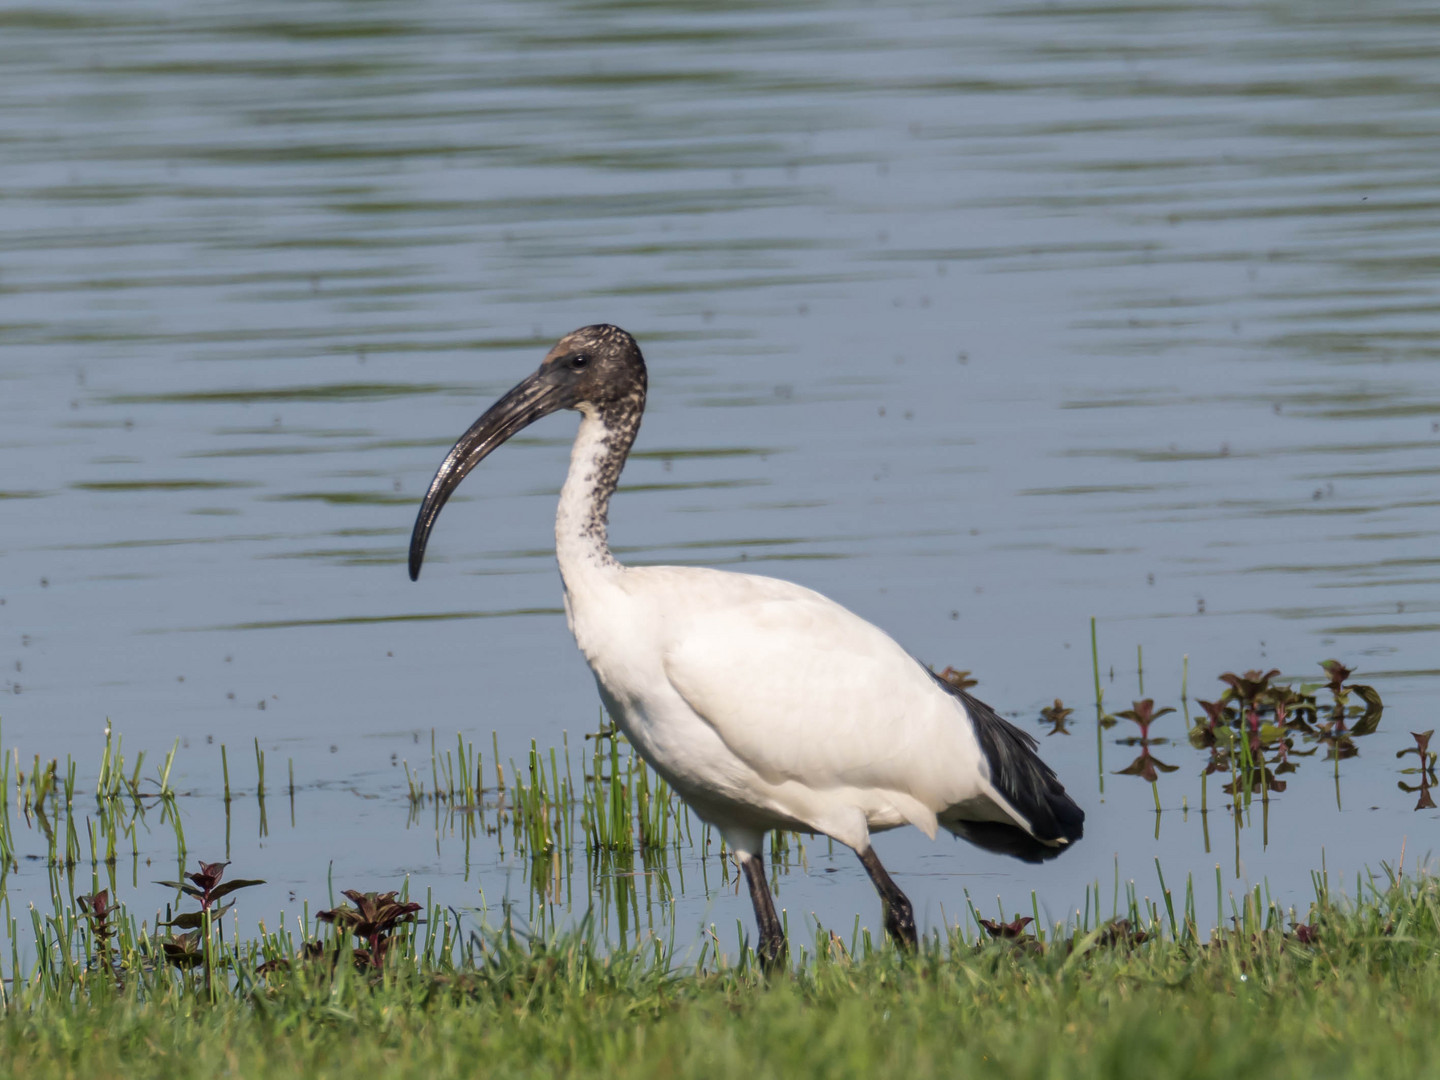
[1396,730,1437,810]
[1104,661,1388,813]
[976,915,1034,940]
[316,890,424,971]
[76,889,118,978]
[1115,746,1180,784]
[155,860,265,973]
[1115,699,1175,744]
[1038,699,1072,736]
[1110,699,1179,804]
[157,859,265,925]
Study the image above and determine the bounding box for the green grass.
[2,870,1438,1079]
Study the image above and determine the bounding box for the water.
[2,0,1438,952]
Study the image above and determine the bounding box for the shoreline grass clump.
[0,867,1436,1078]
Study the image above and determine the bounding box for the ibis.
[409,324,1084,968]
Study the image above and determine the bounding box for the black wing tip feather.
[926,670,1085,852]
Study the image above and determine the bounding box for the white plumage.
[410,325,1083,968]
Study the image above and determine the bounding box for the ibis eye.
[570,355,590,370]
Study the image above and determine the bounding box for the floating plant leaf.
[1039,699,1072,735]
[1115,752,1179,783]
[1040,699,1072,721]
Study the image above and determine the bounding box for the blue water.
[2,0,1438,954]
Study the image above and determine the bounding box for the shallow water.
[2,1,1438,953]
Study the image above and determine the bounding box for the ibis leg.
[739,850,788,973]
[858,846,917,948]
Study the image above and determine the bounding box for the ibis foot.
[858,846,917,949]
[740,850,789,974]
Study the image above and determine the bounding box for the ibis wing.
[659,589,987,807]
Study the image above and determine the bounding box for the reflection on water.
[2,1,1439,950]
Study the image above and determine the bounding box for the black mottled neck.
[557,390,645,574]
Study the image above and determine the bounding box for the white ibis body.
[409,325,1083,968]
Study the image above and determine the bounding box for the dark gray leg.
[739,850,788,973]
[858,846,917,948]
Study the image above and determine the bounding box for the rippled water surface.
[3,1,1439,950]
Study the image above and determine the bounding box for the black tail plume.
[928,670,1085,851]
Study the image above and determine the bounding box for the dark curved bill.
[408,369,569,580]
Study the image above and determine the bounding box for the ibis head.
[408,324,646,581]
